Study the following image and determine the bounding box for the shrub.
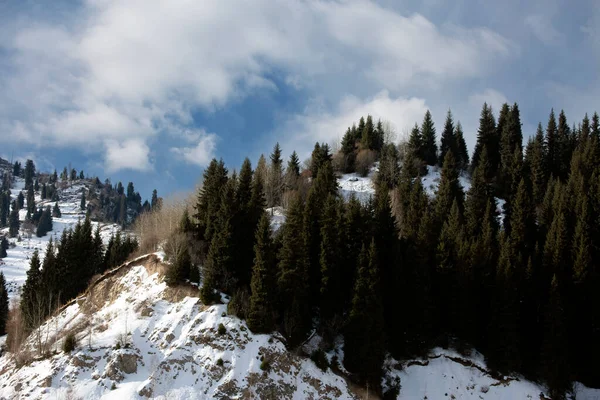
[62,333,77,353]
[310,349,329,372]
[216,358,224,367]
[218,323,226,335]
[227,287,250,319]
[260,360,270,371]
[356,149,377,177]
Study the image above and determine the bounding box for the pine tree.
[499,103,523,196]
[247,213,276,333]
[21,250,43,331]
[540,276,571,399]
[80,192,86,210]
[41,184,47,200]
[285,151,301,190]
[52,202,61,218]
[0,236,8,258]
[344,240,385,391]
[24,159,35,190]
[439,110,457,167]
[0,272,8,335]
[471,103,498,179]
[408,123,422,160]
[319,195,343,324]
[454,122,470,171]
[277,194,310,345]
[36,206,53,237]
[435,150,464,227]
[421,110,438,165]
[194,158,228,244]
[546,109,560,179]
[26,186,35,215]
[201,178,237,303]
[17,192,24,210]
[267,143,284,208]
[9,203,19,238]
[151,189,159,210]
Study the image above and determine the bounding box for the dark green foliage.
[310,142,333,178]
[439,110,457,168]
[435,150,464,227]
[164,235,191,286]
[376,143,400,190]
[540,277,571,399]
[310,348,329,372]
[21,250,43,331]
[17,192,24,210]
[13,161,21,177]
[0,272,8,335]
[0,236,8,258]
[454,122,470,171]
[277,195,310,345]
[217,323,226,335]
[63,333,77,353]
[247,214,277,333]
[8,203,19,238]
[35,206,53,237]
[471,103,499,180]
[24,159,35,190]
[52,202,61,218]
[26,186,35,215]
[421,110,438,165]
[344,240,385,391]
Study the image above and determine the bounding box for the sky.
[0,0,598,199]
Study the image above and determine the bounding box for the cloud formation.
[0,0,513,172]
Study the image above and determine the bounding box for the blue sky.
[0,0,598,200]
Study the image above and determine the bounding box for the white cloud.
[104,139,152,173]
[0,0,513,171]
[170,131,218,167]
[280,90,428,159]
[525,15,563,46]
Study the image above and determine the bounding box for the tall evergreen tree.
[277,194,310,345]
[454,122,470,171]
[421,110,438,165]
[471,103,499,179]
[8,202,19,238]
[24,159,35,190]
[344,240,385,391]
[247,213,277,333]
[439,110,457,168]
[0,272,8,335]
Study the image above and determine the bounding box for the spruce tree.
[408,123,422,160]
[546,109,560,179]
[24,159,35,190]
[540,276,571,399]
[267,143,284,208]
[454,122,470,171]
[52,202,61,218]
[8,203,19,238]
[0,236,8,258]
[344,240,385,391]
[35,206,53,237]
[285,151,301,190]
[439,110,457,168]
[277,194,310,345]
[421,110,438,165]
[471,103,498,179]
[17,192,24,210]
[435,150,464,227]
[21,250,43,331]
[26,186,35,215]
[80,192,86,210]
[247,213,276,333]
[319,195,343,324]
[0,272,8,335]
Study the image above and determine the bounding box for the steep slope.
[0,254,355,400]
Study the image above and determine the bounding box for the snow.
[338,172,376,203]
[0,179,120,300]
[266,206,286,233]
[0,257,355,399]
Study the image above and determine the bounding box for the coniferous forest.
[164,104,600,399]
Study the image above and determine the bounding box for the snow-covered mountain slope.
[0,179,120,300]
[0,254,355,400]
[1,253,597,399]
